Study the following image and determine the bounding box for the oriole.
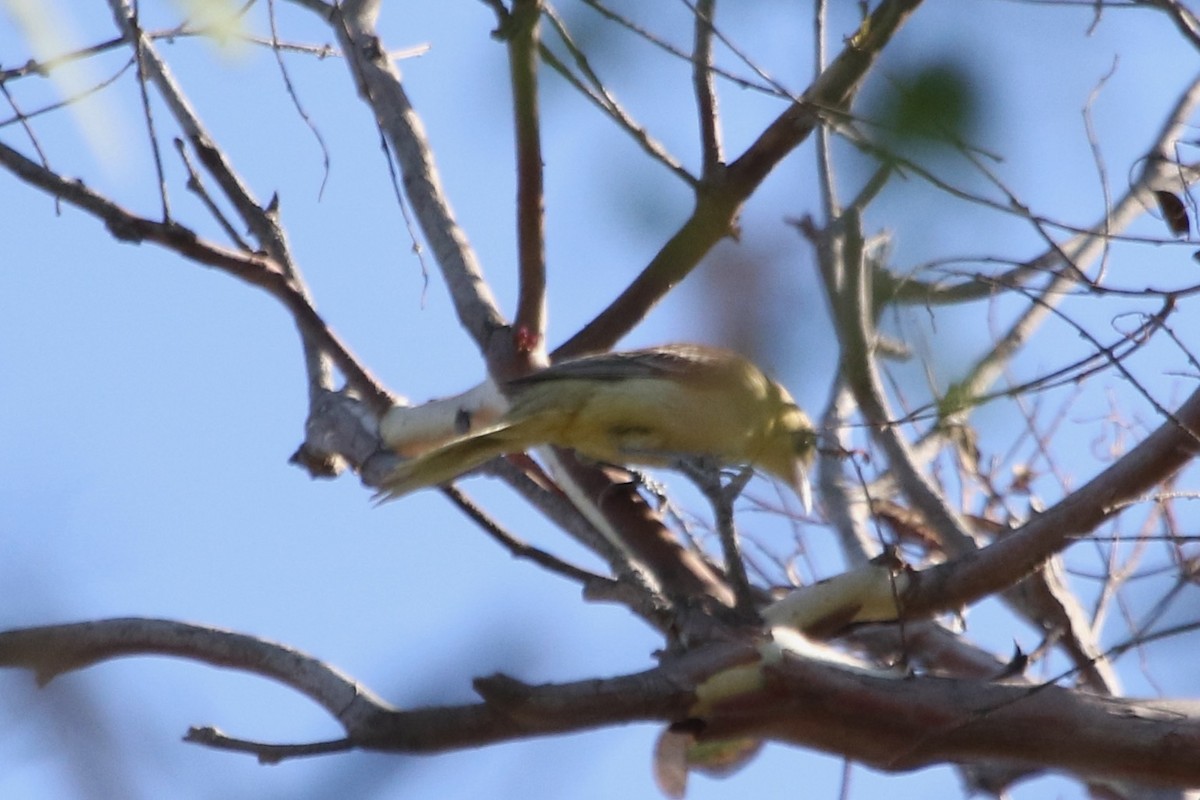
[375,344,815,504]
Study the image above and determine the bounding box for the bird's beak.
[794,461,813,514]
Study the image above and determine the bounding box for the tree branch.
[316,1,513,369]
[501,0,548,354]
[0,138,392,414]
[905,385,1200,616]
[4,617,1200,787]
[557,0,925,357]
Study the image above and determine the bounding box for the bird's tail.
[374,424,521,503]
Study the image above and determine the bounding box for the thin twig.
[172,137,250,249]
[578,0,782,96]
[0,137,392,413]
[0,82,57,214]
[127,4,172,221]
[503,0,548,350]
[690,0,722,176]
[441,484,616,590]
[267,0,332,199]
[1082,57,1118,284]
[320,1,509,367]
[540,8,696,186]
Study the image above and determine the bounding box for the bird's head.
[755,402,817,512]
[788,410,818,464]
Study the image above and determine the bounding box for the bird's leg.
[569,456,675,512]
[621,466,673,510]
[675,457,758,619]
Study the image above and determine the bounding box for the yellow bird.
[375,344,816,505]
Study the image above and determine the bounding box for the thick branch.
[702,652,1200,787]
[0,619,392,730]
[4,618,1200,788]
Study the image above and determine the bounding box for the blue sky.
[3,2,1198,798]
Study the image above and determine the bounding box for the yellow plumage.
[375,344,815,503]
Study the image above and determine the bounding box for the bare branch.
[690,0,723,176]
[0,139,392,413]
[0,619,394,727]
[313,1,511,368]
[440,484,615,590]
[540,9,696,186]
[501,0,549,352]
[906,385,1200,616]
[559,0,925,357]
[5,619,1200,787]
[1139,0,1200,50]
[267,0,333,199]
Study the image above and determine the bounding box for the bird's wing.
[374,423,519,502]
[506,345,725,390]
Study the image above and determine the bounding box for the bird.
[374,343,816,505]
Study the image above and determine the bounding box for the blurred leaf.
[653,727,691,799]
[872,59,979,149]
[174,0,250,56]
[2,0,130,169]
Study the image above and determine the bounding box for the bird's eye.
[792,428,817,456]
